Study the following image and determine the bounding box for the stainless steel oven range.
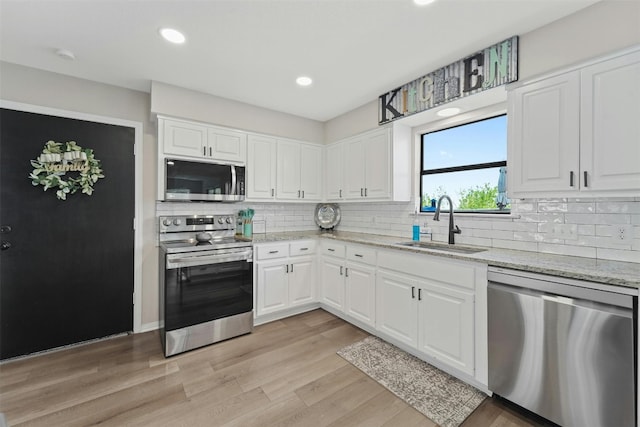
[159,214,253,357]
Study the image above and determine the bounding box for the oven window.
[165,260,253,331]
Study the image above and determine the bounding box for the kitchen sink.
[395,241,487,254]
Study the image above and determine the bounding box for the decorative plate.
[314,203,341,229]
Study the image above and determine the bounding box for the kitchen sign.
[378,36,518,125]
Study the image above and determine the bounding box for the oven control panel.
[160,215,236,233]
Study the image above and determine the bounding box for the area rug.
[337,336,486,427]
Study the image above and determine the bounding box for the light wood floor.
[0,310,549,426]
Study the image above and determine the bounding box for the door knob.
[1,241,11,251]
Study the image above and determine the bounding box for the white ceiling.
[0,0,601,122]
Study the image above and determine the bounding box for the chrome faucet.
[433,195,461,244]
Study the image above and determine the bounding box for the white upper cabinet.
[247,135,322,202]
[326,125,410,202]
[207,128,247,163]
[364,128,392,199]
[161,117,246,164]
[508,72,580,194]
[276,140,322,201]
[344,135,367,199]
[276,140,301,200]
[162,118,208,158]
[580,50,640,193]
[325,142,344,200]
[508,48,640,197]
[247,135,277,200]
[299,143,322,200]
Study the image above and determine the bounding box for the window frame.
[419,113,509,214]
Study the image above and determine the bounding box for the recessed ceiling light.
[436,107,462,117]
[296,76,313,87]
[55,49,75,60]
[414,0,436,6]
[159,28,186,44]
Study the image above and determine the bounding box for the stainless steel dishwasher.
[488,267,636,427]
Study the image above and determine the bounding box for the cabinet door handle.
[584,171,588,188]
[354,254,363,258]
[418,289,422,301]
[298,190,301,198]
[271,188,275,197]
[286,264,289,273]
[345,267,349,277]
[268,250,279,254]
[209,147,212,157]
[290,264,294,273]
[360,188,364,197]
[340,266,343,275]
[203,147,206,156]
[569,171,574,187]
[412,286,415,299]
[339,189,342,198]
[365,188,368,197]
[328,248,335,252]
[302,190,305,199]
[300,247,308,251]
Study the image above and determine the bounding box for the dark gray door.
[0,108,135,360]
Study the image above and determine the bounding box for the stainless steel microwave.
[164,159,245,202]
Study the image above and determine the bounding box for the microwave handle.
[231,166,237,195]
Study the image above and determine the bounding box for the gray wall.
[151,81,325,143]
[324,0,640,142]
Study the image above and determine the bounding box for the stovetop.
[159,215,252,254]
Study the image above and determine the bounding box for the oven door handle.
[167,250,252,269]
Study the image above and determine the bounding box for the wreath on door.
[29,140,105,200]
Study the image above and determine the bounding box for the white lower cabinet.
[320,242,377,328]
[375,270,418,348]
[255,240,316,320]
[257,237,487,388]
[320,255,345,311]
[376,250,482,379]
[344,261,376,326]
[418,281,474,376]
[256,261,288,315]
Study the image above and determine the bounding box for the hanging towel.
[496,166,509,209]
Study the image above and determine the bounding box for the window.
[420,114,509,213]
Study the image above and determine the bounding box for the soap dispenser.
[412,209,420,241]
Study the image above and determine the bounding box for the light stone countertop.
[250,230,640,289]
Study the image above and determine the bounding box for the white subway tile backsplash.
[518,213,565,224]
[157,198,639,263]
[537,202,568,212]
[565,213,630,225]
[566,202,595,213]
[491,239,538,252]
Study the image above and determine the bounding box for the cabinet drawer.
[290,240,316,256]
[322,241,345,258]
[378,250,476,290]
[256,243,289,260]
[346,245,376,265]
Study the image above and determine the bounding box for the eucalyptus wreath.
[29,140,105,200]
